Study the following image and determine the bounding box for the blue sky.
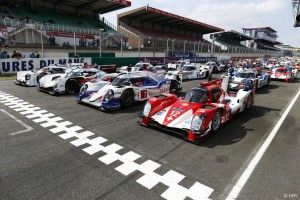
[103,0,300,47]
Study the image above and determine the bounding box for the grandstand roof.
[5,0,131,14]
[243,27,277,33]
[210,30,252,41]
[118,6,223,34]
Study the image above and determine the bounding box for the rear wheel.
[205,71,209,79]
[65,79,79,94]
[267,76,271,85]
[211,111,221,132]
[246,94,254,109]
[120,89,134,108]
[170,80,179,93]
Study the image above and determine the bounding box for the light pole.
[73,31,77,57]
[183,40,187,54]
[138,36,141,58]
[120,33,123,58]
[99,29,104,58]
[197,41,201,57]
[172,39,175,52]
[40,24,44,58]
[166,38,170,55]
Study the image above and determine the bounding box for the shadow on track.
[198,105,280,148]
[255,84,280,94]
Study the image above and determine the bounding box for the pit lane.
[0,75,299,200]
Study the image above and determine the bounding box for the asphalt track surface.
[0,75,299,200]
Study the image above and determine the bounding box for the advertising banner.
[0,57,92,74]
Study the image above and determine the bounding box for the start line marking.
[0,91,214,200]
[0,109,33,136]
[225,87,300,200]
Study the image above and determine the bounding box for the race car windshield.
[236,73,256,78]
[112,77,128,87]
[184,88,208,103]
[66,71,82,77]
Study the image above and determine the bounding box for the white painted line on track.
[0,109,33,135]
[0,91,214,200]
[225,87,300,200]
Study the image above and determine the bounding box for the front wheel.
[211,111,221,132]
[65,79,79,94]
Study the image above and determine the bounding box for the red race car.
[140,77,255,143]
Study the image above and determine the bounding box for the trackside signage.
[0,57,92,74]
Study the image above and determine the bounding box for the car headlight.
[191,115,205,132]
[103,89,114,102]
[143,101,152,117]
[25,74,31,80]
[53,80,60,88]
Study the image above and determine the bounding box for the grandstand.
[243,27,281,51]
[210,30,251,49]
[0,0,131,49]
[293,0,300,27]
[117,6,223,53]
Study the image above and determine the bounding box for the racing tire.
[205,71,209,79]
[267,76,271,85]
[213,66,218,73]
[211,111,221,132]
[246,94,254,109]
[120,89,134,108]
[65,79,79,94]
[170,80,179,93]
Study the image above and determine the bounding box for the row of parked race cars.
[14,58,299,143]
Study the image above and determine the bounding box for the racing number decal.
[166,110,182,122]
[141,90,148,99]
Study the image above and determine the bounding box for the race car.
[229,69,271,91]
[77,71,176,111]
[15,65,68,86]
[38,68,101,95]
[165,64,209,81]
[205,61,219,73]
[270,66,295,82]
[140,76,255,143]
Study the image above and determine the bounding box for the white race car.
[38,68,101,95]
[270,66,295,82]
[15,65,68,86]
[77,71,173,111]
[165,64,209,81]
[229,69,271,90]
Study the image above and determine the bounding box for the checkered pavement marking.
[0,91,214,200]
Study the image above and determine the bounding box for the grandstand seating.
[5,5,114,32]
[215,38,247,48]
[134,27,202,42]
